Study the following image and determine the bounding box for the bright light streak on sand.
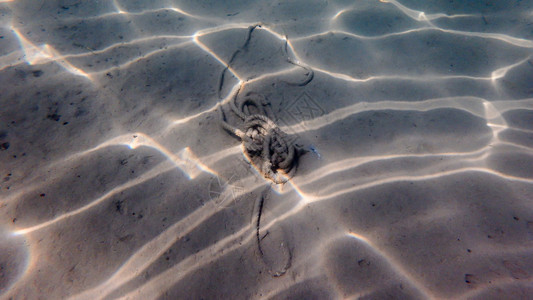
[259,236,343,299]
[115,134,217,179]
[260,25,288,41]
[334,1,472,22]
[284,97,526,134]
[40,133,216,179]
[63,1,225,22]
[42,45,90,78]
[307,167,533,204]
[89,41,195,75]
[295,27,533,48]
[245,65,304,84]
[297,49,529,85]
[317,150,489,196]
[298,148,488,188]
[332,9,349,20]
[71,171,266,300]
[491,55,532,81]
[166,82,242,131]
[11,27,53,65]
[109,0,219,20]
[345,232,434,299]
[10,132,222,235]
[193,33,242,80]
[256,164,531,233]
[70,200,221,300]
[67,35,192,58]
[310,64,492,84]
[499,125,533,134]
[200,145,242,165]
[11,142,231,236]
[3,133,242,208]
[168,7,197,18]
[12,161,176,236]
[103,178,291,299]
[111,0,124,14]
[483,100,506,142]
[191,28,254,101]
[194,22,260,37]
[11,27,90,78]
[381,0,434,23]
[109,4,199,19]
[118,224,256,299]
[437,28,533,48]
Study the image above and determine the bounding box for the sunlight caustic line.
[332,1,473,23]
[70,200,221,300]
[283,96,525,134]
[11,27,53,65]
[381,0,434,24]
[166,81,242,132]
[109,0,217,20]
[282,144,525,206]
[76,179,280,299]
[244,66,303,84]
[437,28,533,48]
[67,35,193,58]
[11,147,227,237]
[169,7,197,18]
[71,172,267,300]
[108,133,217,179]
[296,150,486,188]
[193,33,243,81]
[295,26,533,48]
[308,62,493,84]
[4,129,242,208]
[482,100,507,143]
[259,236,345,299]
[10,133,221,235]
[43,45,90,78]
[118,224,256,299]
[194,22,261,37]
[346,232,434,299]
[85,40,195,75]
[332,9,349,20]
[110,0,199,19]
[9,162,179,235]
[43,132,216,180]
[61,1,229,23]
[11,161,176,236]
[191,22,301,68]
[11,27,90,79]
[491,55,533,81]
[307,167,533,205]
[255,166,523,240]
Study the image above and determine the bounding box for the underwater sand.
[1,0,533,299]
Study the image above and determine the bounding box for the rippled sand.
[1,1,533,299]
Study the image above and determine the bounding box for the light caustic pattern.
[1,0,533,299]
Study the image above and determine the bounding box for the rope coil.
[221,92,297,184]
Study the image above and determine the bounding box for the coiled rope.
[220,91,297,184]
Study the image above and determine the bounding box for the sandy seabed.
[1,0,533,299]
